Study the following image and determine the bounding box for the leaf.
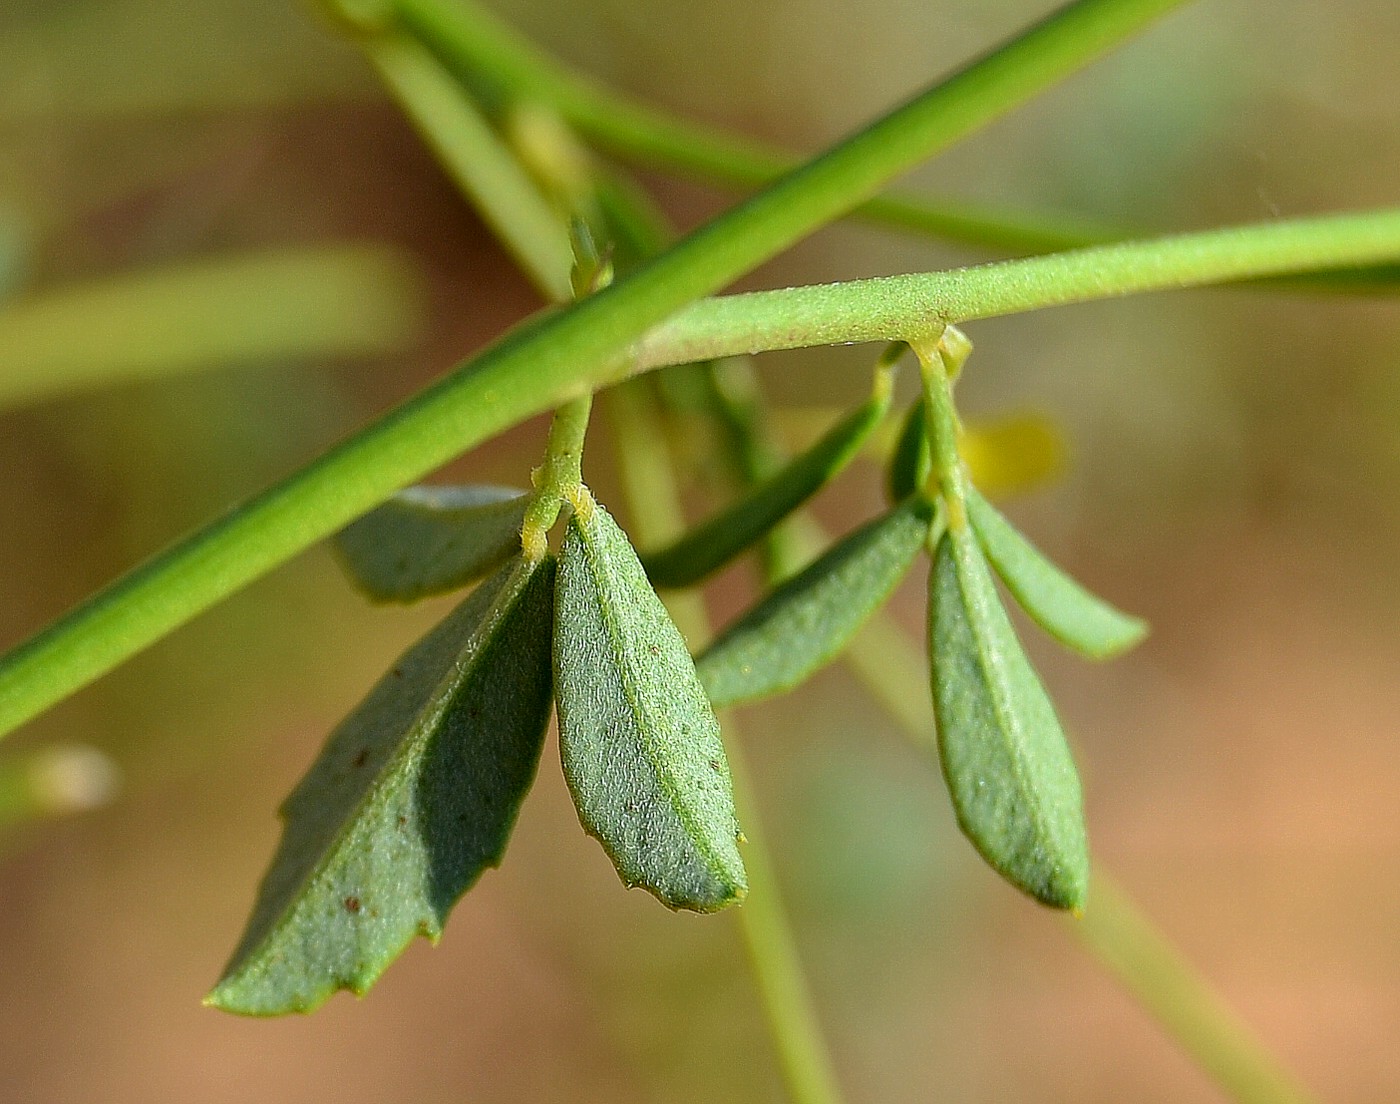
[641,391,890,588]
[334,484,530,603]
[697,498,934,707]
[207,554,555,1016]
[886,398,931,504]
[928,524,1088,910]
[554,497,747,911]
[964,486,1146,660]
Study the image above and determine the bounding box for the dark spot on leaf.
[344,896,361,914]
[392,666,405,678]
[709,759,722,772]
[396,815,408,828]
[352,748,369,768]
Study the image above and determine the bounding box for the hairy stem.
[633,206,1400,368]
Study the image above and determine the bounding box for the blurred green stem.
[1075,877,1317,1104]
[393,0,1130,254]
[0,246,425,410]
[606,383,845,1104]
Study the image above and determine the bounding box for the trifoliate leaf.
[697,498,934,707]
[928,524,1089,910]
[333,484,529,603]
[641,391,890,588]
[554,497,746,911]
[208,554,555,1015]
[965,486,1146,660]
[886,398,931,505]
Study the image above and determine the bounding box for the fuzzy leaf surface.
[334,484,529,603]
[965,485,1146,659]
[698,498,932,707]
[641,393,889,588]
[928,525,1088,909]
[208,554,555,1015]
[555,500,746,911]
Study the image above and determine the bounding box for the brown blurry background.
[2,0,1399,1100]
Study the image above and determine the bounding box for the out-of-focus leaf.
[886,398,931,504]
[928,524,1088,910]
[697,497,934,707]
[554,496,746,912]
[208,554,555,1016]
[966,485,1146,660]
[641,389,891,588]
[334,485,529,604]
[0,245,425,409]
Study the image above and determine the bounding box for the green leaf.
[554,497,747,911]
[207,554,555,1016]
[333,484,529,603]
[697,498,934,708]
[965,485,1146,660]
[928,524,1088,910]
[641,391,890,588]
[886,398,930,504]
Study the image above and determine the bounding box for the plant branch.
[1074,877,1317,1104]
[0,0,1194,739]
[364,31,574,300]
[633,206,1400,369]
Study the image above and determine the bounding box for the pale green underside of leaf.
[333,484,529,604]
[207,554,555,1016]
[555,501,746,911]
[928,526,1088,910]
[697,498,932,707]
[641,394,889,588]
[964,485,1146,660]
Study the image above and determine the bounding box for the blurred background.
[2,0,1399,1100]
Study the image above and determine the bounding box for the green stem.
[605,383,845,1104]
[633,206,1400,368]
[394,0,1130,255]
[520,394,593,561]
[363,31,574,300]
[0,0,1193,739]
[913,336,966,526]
[1075,878,1318,1104]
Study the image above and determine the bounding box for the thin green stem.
[1074,878,1317,1104]
[520,394,593,561]
[394,0,1130,254]
[364,31,574,300]
[0,0,1191,740]
[606,383,845,1104]
[633,206,1400,369]
[913,336,966,528]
